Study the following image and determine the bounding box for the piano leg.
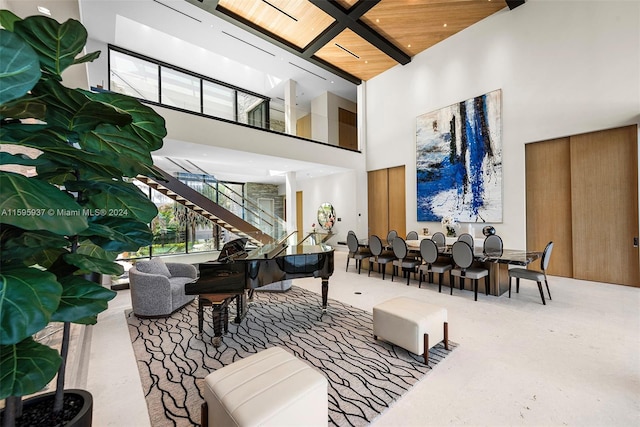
[211,301,227,346]
[321,277,329,311]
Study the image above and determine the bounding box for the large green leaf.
[0,10,21,32]
[82,90,166,150]
[84,217,153,252]
[81,123,154,169]
[0,226,68,264]
[0,267,62,345]
[66,178,158,223]
[0,125,125,179]
[0,171,88,235]
[33,77,132,132]
[63,253,123,276]
[0,30,41,104]
[76,240,118,262]
[13,16,89,79]
[0,339,61,399]
[0,152,47,168]
[0,94,47,120]
[51,275,116,324]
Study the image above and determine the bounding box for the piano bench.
[373,297,449,365]
[201,346,328,427]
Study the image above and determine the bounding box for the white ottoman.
[373,297,449,365]
[201,346,328,427]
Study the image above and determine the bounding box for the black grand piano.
[185,234,334,339]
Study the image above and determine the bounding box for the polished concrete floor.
[83,250,640,426]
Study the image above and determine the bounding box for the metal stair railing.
[137,166,273,246]
[173,159,288,241]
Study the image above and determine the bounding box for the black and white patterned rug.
[126,286,456,427]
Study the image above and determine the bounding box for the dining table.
[406,237,542,296]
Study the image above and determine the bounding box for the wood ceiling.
[189,0,525,84]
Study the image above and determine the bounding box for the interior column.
[284,79,297,136]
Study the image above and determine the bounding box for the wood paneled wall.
[525,125,639,287]
[525,138,573,277]
[338,108,357,150]
[368,165,405,240]
[570,126,639,286]
[296,115,311,139]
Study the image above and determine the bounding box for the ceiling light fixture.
[37,6,51,16]
[262,0,298,21]
[443,23,448,27]
[335,43,360,59]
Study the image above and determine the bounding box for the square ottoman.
[373,296,449,365]
[201,346,328,427]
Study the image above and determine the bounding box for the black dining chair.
[386,230,398,249]
[368,235,396,280]
[457,233,474,247]
[346,232,370,274]
[508,241,554,305]
[418,238,452,293]
[391,237,421,285]
[406,231,419,240]
[450,241,489,301]
[483,234,503,255]
[431,232,446,249]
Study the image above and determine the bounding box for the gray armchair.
[129,258,198,317]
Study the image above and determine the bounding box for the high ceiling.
[3,0,525,185]
[188,0,525,83]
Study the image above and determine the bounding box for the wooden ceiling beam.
[185,0,362,84]
[505,0,526,10]
[308,0,411,65]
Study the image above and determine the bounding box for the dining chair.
[368,235,396,280]
[346,232,370,274]
[391,237,421,285]
[386,230,398,249]
[508,241,554,305]
[431,232,446,249]
[418,238,452,293]
[483,234,503,255]
[457,233,474,247]
[406,231,419,240]
[450,241,489,301]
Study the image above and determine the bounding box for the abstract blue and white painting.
[416,89,502,222]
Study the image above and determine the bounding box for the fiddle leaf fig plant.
[0,10,165,425]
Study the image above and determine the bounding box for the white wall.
[364,0,640,249]
[296,170,367,247]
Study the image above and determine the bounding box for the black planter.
[2,389,92,427]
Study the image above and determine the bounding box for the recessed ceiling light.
[443,23,447,27]
[407,44,411,48]
[376,19,379,23]
[37,6,51,16]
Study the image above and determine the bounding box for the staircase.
[137,167,273,246]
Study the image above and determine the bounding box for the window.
[109,50,159,102]
[160,68,200,113]
[203,80,235,120]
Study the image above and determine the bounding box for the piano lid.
[244,231,333,260]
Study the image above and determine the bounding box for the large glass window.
[161,67,200,113]
[203,81,235,120]
[109,50,159,102]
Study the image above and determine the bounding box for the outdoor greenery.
[0,10,166,425]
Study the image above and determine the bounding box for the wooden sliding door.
[368,165,406,239]
[570,126,638,286]
[525,138,573,277]
[526,124,639,287]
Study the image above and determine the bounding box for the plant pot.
[1,389,92,427]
